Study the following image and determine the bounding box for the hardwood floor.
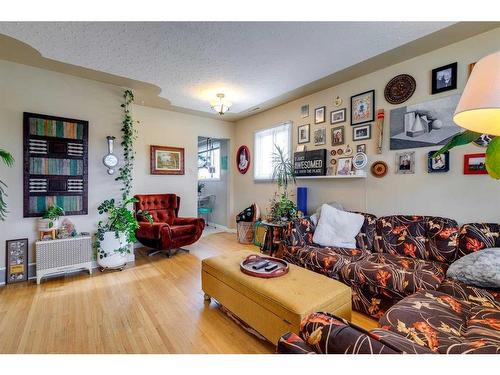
[0,232,377,354]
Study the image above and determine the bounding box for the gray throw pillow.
[447,248,500,289]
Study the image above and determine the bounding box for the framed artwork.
[331,126,345,146]
[464,153,487,175]
[389,95,461,150]
[314,106,326,124]
[352,124,371,141]
[298,124,310,144]
[6,238,28,284]
[356,144,367,153]
[330,108,346,124]
[432,62,457,94]
[428,151,450,173]
[351,90,375,125]
[236,145,250,174]
[395,151,415,174]
[23,112,89,217]
[150,145,185,175]
[336,157,353,176]
[313,127,326,146]
[300,104,309,118]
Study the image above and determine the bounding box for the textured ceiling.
[0,22,453,115]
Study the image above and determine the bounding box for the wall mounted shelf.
[296,172,367,180]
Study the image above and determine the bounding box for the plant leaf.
[432,130,482,158]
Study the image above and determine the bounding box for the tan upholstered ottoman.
[201,250,351,344]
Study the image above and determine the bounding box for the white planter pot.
[38,218,60,231]
[97,231,129,269]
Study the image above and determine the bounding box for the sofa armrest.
[173,217,205,228]
[136,222,168,240]
[283,218,315,247]
[277,332,316,354]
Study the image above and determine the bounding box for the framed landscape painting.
[150,145,185,175]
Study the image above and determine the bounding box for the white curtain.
[253,122,291,180]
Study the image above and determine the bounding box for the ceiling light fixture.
[210,93,232,115]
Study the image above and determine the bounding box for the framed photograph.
[351,90,375,125]
[330,108,346,124]
[428,151,450,173]
[6,238,28,284]
[464,153,487,175]
[314,106,326,124]
[331,126,345,146]
[432,62,457,94]
[313,127,326,146]
[396,151,415,174]
[336,157,353,176]
[236,145,251,174]
[150,145,185,175]
[356,144,367,153]
[352,124,371,141]
[300,104,309,118]
[298,124,310,144]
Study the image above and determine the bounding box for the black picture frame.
[314,106,326,124]
[352,124,372,141]
[350,90,375,126]
[6,238,29,284]
[431,62,457,95]
[297,124,310,144]
[330,108,346,124]
[428,151,450,173]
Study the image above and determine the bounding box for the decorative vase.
[38,218,60,231]
[97,231,129,270]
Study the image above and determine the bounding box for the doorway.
[197,136,229,230]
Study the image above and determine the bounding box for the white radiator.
[35,235,93,284]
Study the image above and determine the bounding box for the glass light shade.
[454,51,500,136]
[210,94,232,115]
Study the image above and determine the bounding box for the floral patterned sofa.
[278,220,500,354]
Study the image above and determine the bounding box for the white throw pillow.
[312,204,364,249]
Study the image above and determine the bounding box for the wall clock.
[103,136,119,175]
[236,145,251,174]
[384,74,416,105]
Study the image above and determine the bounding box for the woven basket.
[237,221,255,244]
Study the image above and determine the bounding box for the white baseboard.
[206,222,236,233]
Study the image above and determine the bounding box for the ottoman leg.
[204,293,211,302]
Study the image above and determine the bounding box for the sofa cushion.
[342,253,448,296]
[313,205,364,248]
[458,223,500,258]
[437,278,500,309]
[447,248,500,289]
[375,215,459,263]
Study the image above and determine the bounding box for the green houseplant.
[267,144,298,223]
[0,148,14,221]
[38,204,65,231]
[95,197,152,270]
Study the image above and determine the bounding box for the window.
[198,140,221,180]
[254,122,291,181]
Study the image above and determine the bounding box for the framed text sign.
[293,149,327,177]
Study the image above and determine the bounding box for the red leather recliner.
[134,194,205,257]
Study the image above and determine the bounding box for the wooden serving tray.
[240,254,289,278]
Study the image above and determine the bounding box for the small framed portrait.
[352,124,371,141]
[300,104,309,118]
[356,144,367,153]
[336,157,353,176]
[330,108,346,124]
[331,126,345,146]
[464,153,487,175]
[150,145,185,175]
[236,145,251,174]
[6,238,28,284]
[313,127,326,146]
[351,90,375,125]
[396,151,415,174]
[314,106,326,124]
[432,62,457,94]
[428,151,449,173]
[298,124,310,144]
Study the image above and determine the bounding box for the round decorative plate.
[330,149,336,156]
[371,161,388,178]
[384,74,416,105]
[337,149,343,155]
[330,159,337,165]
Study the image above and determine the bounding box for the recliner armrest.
[136,222,168,240]
[173,217,204,226]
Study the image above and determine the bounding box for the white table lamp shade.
[454,51,500,136]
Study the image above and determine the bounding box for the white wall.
[0,60,234,274]
[233,28,500,225]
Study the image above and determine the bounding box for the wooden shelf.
[296,172,367,180]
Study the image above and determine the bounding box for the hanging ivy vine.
[115,89,137,199]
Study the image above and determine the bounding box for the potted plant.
[267,144,299,223]
[38,204,65,231]
[95,197,152,270]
